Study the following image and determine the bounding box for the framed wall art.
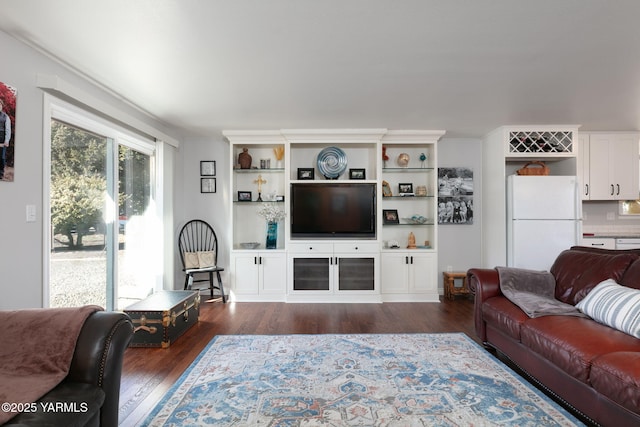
[0,82,17,182]
[438,167,474,224]
[200,160,216,176]
[201,177,216,193]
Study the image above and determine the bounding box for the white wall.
[437,138,483,290]
[0,31,181,309]
[174,136,230,287]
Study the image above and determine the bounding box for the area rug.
[142,333,583,426]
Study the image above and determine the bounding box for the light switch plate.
[26,204,36,222]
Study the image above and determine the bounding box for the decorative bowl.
[402,215,428,224]
[397,153,410,167]
[240,242,260,249]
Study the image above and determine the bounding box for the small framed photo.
[275,195,285,202]
[383,209,399,224]
[200,160,216,176]
[201,178,216,193]
[298,168,315,180]
[399,183,414,196]
[237,191,252,202]
[349,168,366,180]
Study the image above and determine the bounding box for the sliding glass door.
[48,103,158,310]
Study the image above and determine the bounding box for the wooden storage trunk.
[124,290,200,348]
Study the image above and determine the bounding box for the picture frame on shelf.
[237,191,252,202]
[399,183,414,196]
[349,168,366,180]
[200,160,216,176]
[297,168,315,180]
[201,177,216,193]
[383,209,399,224]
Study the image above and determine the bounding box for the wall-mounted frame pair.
[200,160,216,176]
[201,178,216,193]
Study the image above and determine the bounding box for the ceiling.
[2,0,640,139]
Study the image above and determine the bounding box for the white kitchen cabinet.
[380,251,438,302]
[579,238,615,250]
[231,251,286,301]
[583,133,639,200]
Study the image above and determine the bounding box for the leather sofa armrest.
[467,268,500,344]
[65,311,133,427]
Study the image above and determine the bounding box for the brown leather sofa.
[3,311,133,427]
[468,246,640,426]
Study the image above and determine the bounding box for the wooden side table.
[443,271,471,300]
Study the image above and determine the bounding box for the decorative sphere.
[397,153,410,167]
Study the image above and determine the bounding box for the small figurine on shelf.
[254,174,267,202]
[407,232,417,249]
[382,146,389,168]
[419,152,427,168]
[397,153,410,167]
[238,147,252,169]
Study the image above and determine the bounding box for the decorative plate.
[317,147,347,179]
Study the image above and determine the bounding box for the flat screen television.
[290,183,376,239]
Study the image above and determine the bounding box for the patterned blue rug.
[142,333,583,426]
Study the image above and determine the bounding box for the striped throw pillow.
[576,279,640,338]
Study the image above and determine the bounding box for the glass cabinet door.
[337,257,375,291]
[292,257,330,291]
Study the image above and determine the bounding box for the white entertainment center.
[224,129,445,303]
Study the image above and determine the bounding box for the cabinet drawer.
[288,242,334,253]
[580,238,615,250]
[333,242,379,253]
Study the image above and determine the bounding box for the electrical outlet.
[606,212,615,221]
[446,265,453,273]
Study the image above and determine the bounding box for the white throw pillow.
[576,279,640,338]
[184,252,200,269]
[197,251,216,268]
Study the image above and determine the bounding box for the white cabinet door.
[408,252,437,295]
[260,252,287,294]
[232,253,260,296]
[380,252,410,293]
[588,133,639,200]
[578,133,591,200]
[588,135,613,199]
[611,134,639,200]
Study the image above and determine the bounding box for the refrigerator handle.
[575,179,583,220]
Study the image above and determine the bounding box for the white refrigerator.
[507,175,582,271]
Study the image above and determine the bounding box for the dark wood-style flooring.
[118,297,477,426]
